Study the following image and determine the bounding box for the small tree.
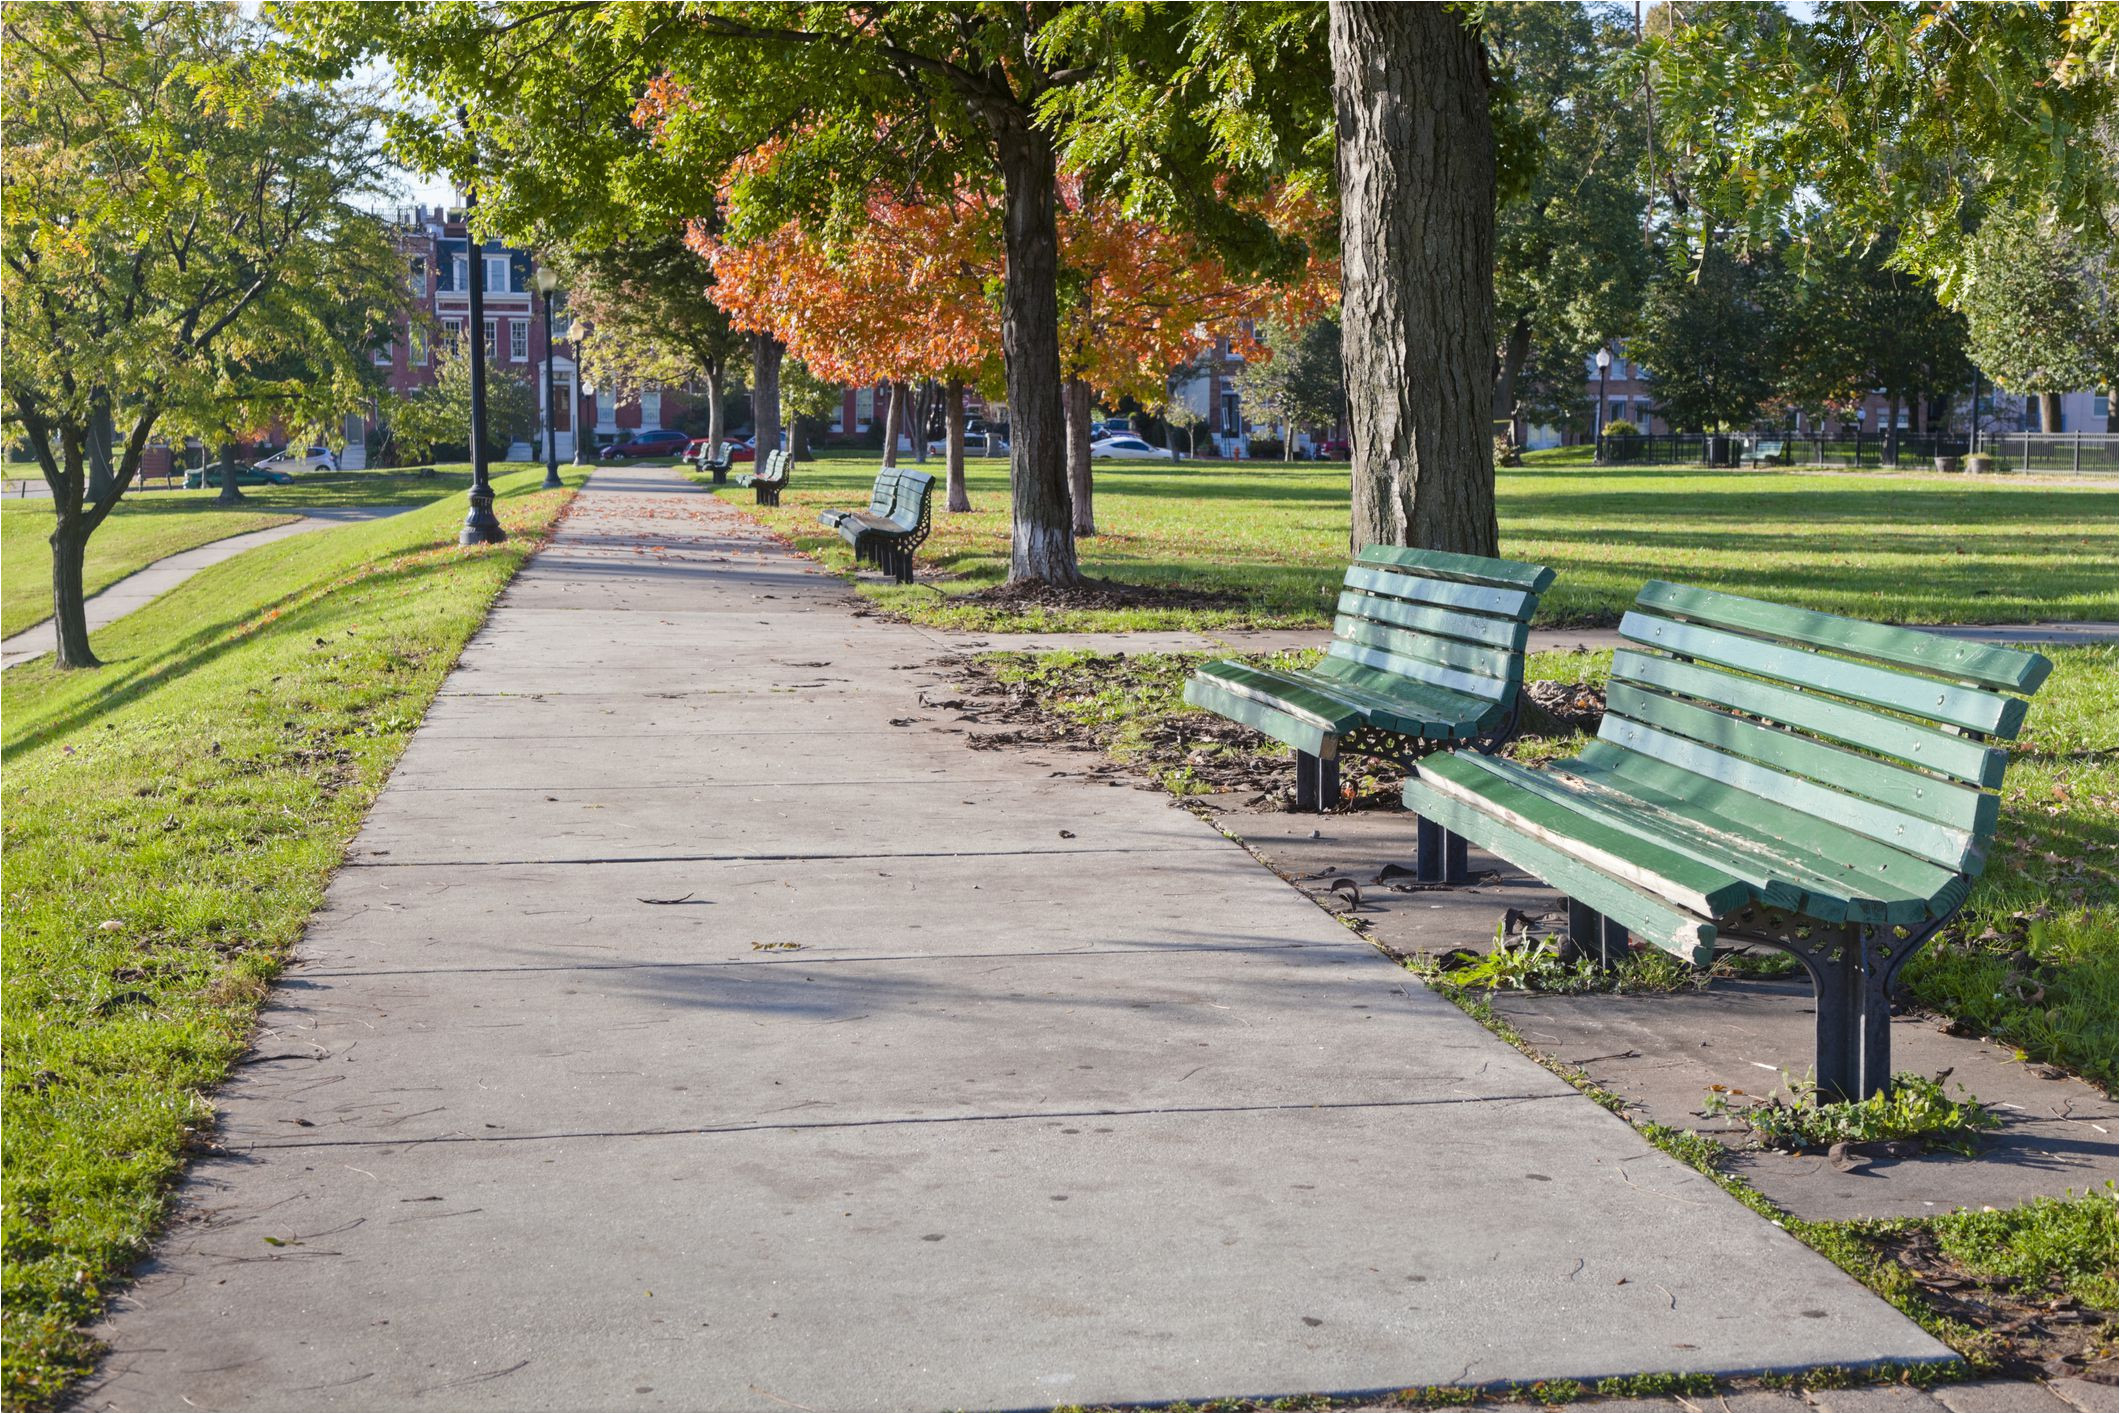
[1958,210,2115,435]
[384,341,535,464]
[1236,317,1344,462]
[780,358,840,462]
[1632,253,1780,432]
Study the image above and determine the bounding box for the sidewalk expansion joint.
[346,844,1223,867]
[227,1092,1579,1153]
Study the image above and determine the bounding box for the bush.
[1601,419,1640,439]
[1247,436,1285,459]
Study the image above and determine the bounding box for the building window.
[595,387,616,427]
[484,254,510,294]
[409,257,426,298]
[1220,390,1240,436]
[373,340,393,367]
[509,319,528,362]
[410,326,428,366]
[452,256,468,292]
[441,317,464,349]
[1610,400,1625,424]
[2096,391,2110,420]
[483,319,497,359]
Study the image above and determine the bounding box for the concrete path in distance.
[0,506,410,670]
[85,465,1948,1412]
[914,620,2117,660]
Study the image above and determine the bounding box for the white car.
[257,445,336,475]
[1089,434,1174,461]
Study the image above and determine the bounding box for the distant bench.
[1740,438,1785,466]
[691,440,735,485]
[736,448,788,506]
[1183,546,1555,859]
[1404,581,2050,1100]
[819,466,936,584]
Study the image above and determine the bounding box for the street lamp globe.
[1594,347,1611,371]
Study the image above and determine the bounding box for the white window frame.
[509,319,528,362]
[452,256,469,292]
[441,317,464,348]
[373,340,394,367]
[410,325,428,366]
[409,258,426,298]
[483,319,497,359]
[484,254,510,294]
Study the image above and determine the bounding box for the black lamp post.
[569,320,591,466]
[1593,345,1611,463]
[457,109,505,545]
[532,264,564,490]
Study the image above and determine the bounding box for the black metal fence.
[1599,429,2120,476]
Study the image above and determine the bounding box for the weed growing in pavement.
[1705,1071,2003,1155]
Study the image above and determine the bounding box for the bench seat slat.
[1618,611,2027,737]
[1307,657,1506,736]
[1404,776,1717,964]
[1441,751,1938,924]
[1612,650,2008,788]
[1335,590,1528,652]
[1181,676,1334,758]
[1635,581,2052,694]
[1415,755,1757,918]
[1185,663,1366,734]
[1568,741,1969,912]
[1605,681,1997,835]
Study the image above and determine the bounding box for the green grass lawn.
[713,451,2117,631]
[0,467,575,1410]
[0,470,475,640]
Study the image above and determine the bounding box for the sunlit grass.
[710,450,2117,632]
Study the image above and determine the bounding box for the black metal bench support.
[1413,815,1468,884]
[1744,917,1940,1102]
[1293,749,1342,812]
[1562,899,1630,969]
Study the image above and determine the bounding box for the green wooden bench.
[736,448,789,506]
[1403,581,2051,1100]
[1741,438,1785,466]
[692,440,733,484]
[1183,546,1556,847]
[818,466,936,584]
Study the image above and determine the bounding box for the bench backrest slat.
[888,469,935,530]
[868,467,900,515]
[1324,546,1552,715]
[1603,582,2049,877]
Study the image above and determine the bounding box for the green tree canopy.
[1958,209,2116,432]
[1632,249,1780,431]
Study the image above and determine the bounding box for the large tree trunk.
[751,334,783,454]
[1885,393,1902,465]
[992,115,1079,584]
[881,382,903,468]
[944,377,970,512]
[1064,377,1096,537]
[1331,2,1499,556]
[216,440,245,504]
[42,425,99,669]
[2038,391,2062,435]
[789,414,812,462]
[86,390,117,505]
[911,380,931,465]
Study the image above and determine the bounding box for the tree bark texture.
[994,117,1080,583]
[1330,2,1499,557]
[944,377,970,512]
[881,381,904,468]
[751,333,783,454]
[1064,377,1096,537]
[2038,391,2062,435]
[1492,311,1531,427]
[911,380,931,465]
[789,413,812,462]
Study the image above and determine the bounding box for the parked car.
[1094,418,1134,438]
[256,445,335,475]
[926,432,1009,454]
[1089,434,1175,461]
[599,428,691,461]
[1313,436,1351,460]
[182,463,293,490]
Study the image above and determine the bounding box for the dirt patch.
[952,575,1244,615]
[1874,1224,2117,1381]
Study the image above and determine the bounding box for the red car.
[599,428,691,461]
[683,436,755,463]
[1313,437,1352,460]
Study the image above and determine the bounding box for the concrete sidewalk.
[86,465,1948,1412]
[0,506,411,670]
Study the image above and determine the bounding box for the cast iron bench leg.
[1315,750,1340,811]
[1563,899,1628,968]
[1294,750,1320,811]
